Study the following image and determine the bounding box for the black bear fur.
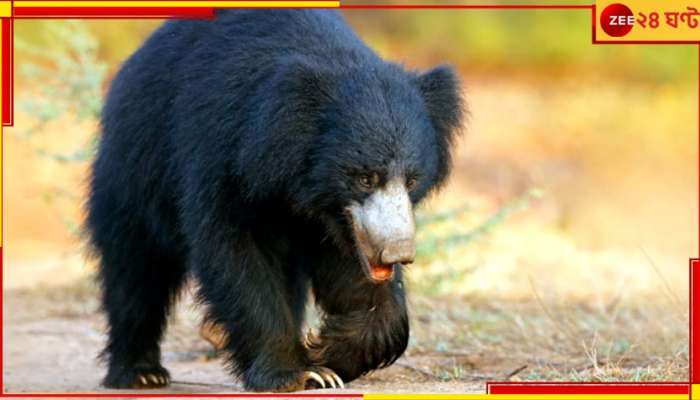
[86,9,464,392]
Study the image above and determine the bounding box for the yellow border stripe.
[14,1,339,7]
[0,1,10,17]
[364,395,688,400]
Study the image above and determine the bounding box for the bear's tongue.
[370,263,394,281]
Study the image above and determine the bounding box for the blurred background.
[3,7,696,392]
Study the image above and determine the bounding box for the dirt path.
[5,275,687,395]
[3,282,485,394]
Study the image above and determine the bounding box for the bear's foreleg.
[191,230,343,392]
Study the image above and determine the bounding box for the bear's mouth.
[355,248,396,283]
[369,262,395,281]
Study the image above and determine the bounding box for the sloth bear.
[86,9,464,392]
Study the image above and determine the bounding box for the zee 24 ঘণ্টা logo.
[600,2,700,37]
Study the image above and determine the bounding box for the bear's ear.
[415,65,466,186]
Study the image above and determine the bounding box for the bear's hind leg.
[95,220,186,389]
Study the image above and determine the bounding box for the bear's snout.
[348,176,416,270]
[380,238,415,265]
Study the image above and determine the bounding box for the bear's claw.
[104,362,171,389]
[304,367,344,390]
[306,371,326,388]
[135,370,169,388]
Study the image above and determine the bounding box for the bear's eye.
[357,173,378,191]
[406,176,418,191]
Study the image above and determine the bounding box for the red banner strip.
[2,18,12,125]
[488,383,689,394]
[14,7,215,18]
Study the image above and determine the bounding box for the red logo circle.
[600,3,634,37]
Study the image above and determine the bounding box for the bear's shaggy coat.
[87,9,464,392]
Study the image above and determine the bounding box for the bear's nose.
[380,239,415,265]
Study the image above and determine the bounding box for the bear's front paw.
[245,366,344,392]
[103,362,170,389]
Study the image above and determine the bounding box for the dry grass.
[406,294,687,383]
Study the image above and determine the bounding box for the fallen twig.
[504,364,528,379]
